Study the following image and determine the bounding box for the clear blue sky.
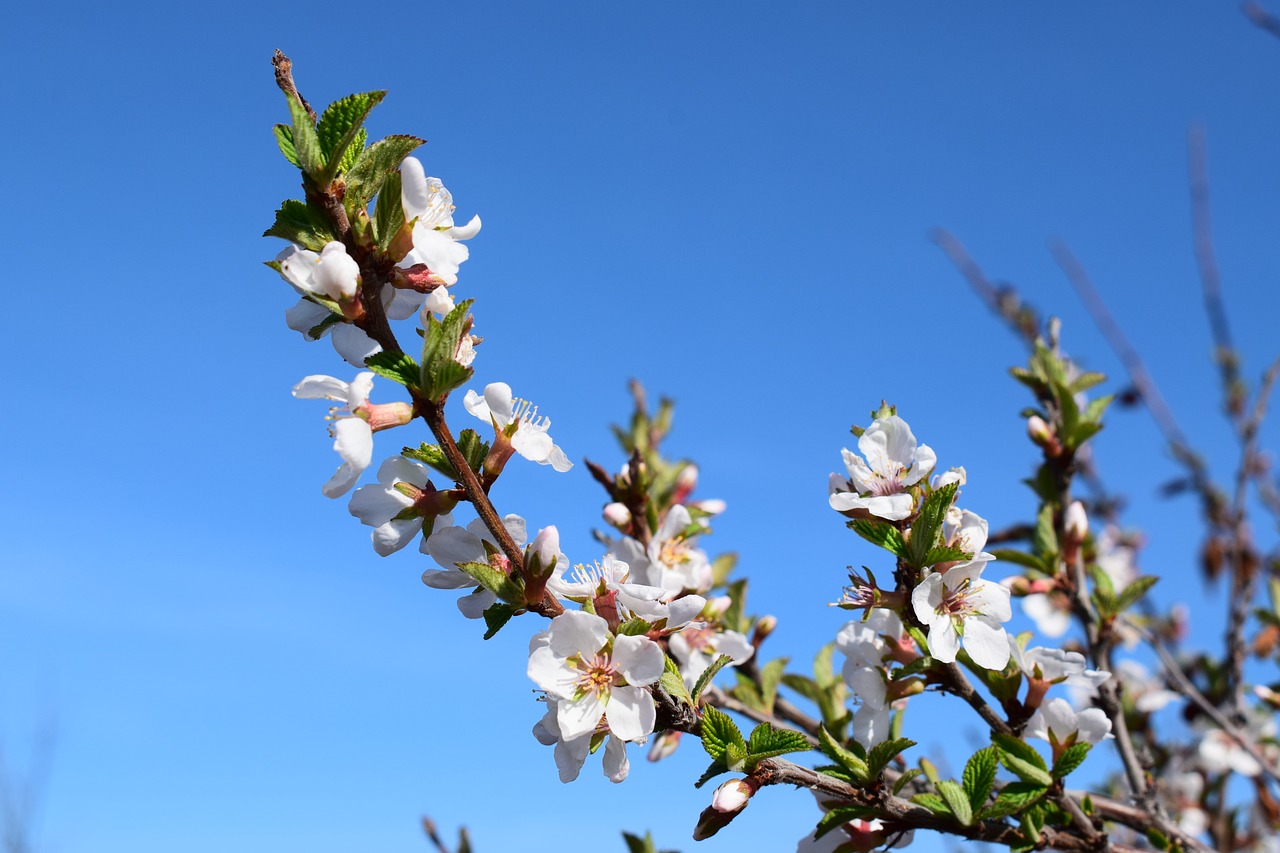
[3,3,1280,851]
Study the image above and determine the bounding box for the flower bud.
[1027,415,1054,448]
[677,464,699,491]
[693,779,756,839]
[647,730,682,762]
[603,502,632,528]
[692,498,727,516]
[356,400,415,433]
[530,525,560,569]
[1064,501,1088,543]
[751,615,777,647]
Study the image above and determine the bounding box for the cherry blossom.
[398,157,480,288]
[292,372,411,498]
[912,561,1012,670]
[615,504,713,595]
[463,382,572,472]
[347,456,457,555]
[421,515,529,618]
[532,699,630,783]
[527,610,664,743]
[829,415,936,521]
[1025,697,1113,750]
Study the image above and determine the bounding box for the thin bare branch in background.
[930,229,1042,347]
[1244,1,1280,40]
[0,722,55,853]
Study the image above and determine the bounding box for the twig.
[271,49,317,122]
[1144,626,1280,784]
[1050,240,1192,454]
[931,229,1040,347]
[1244,2,1280,40]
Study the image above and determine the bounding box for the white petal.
[330,323,382,366]
[347,483,412,526]
[321,461,362,498]
[456,588,495,619]
[333,418,373,469]
[292,374,348,399]
[557,694,606,741]
[963,619,1011,670]
[376,455,431,488]
[285,299,331,339]
[601,734,629,782]
[552,733,591,783]
[853,704,892,750]
[372,518,422,556]
[445,214,482,241]
[426,526,483,570]
[612,635,664,686]
[547,610,609,659]
[605,685,656,741]
[528,645,580,699]
[420,568,475,590]
[927,616,960,663]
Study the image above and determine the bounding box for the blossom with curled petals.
[829,415,936,521]
[292,372,411,498]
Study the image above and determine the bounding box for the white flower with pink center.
[669,621,754,691]
[615,504,713,595]
[829,415,936,521]
[527,610,664,743]
[912,561,1011,670]
[397,157,480,289]
[1025,697,1113,753]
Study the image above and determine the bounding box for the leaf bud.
[603,502,632,528]
[692,778,757,839]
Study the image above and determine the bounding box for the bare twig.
[271,49,317,121]
[931,229,1041,347]
[1244,2,1280,40]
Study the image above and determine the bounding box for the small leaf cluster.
[816,726,915,788]
[696,708,811,786]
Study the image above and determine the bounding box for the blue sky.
[4,2,1280,851]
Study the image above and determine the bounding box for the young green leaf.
[693,760,729,789]
[988,548,1049,573]
[273,124,300,167]
[455,429,489,475]
[935,779,974,826]
[263,199,337,251]
[905,482,959,568]
[745,723,811,764]
[993,733,1053,787]
[402,443,460,481]
[420,299,474,400]
[848,520,907,556]
[1115,575,1158,613]
[691,654,733,702]
[481,602,514,640]
[909,793,951,816]
[816,726,869,784]
[1051,742,1091,779]
[758,657,787,714]
[978,782,1048,820]
[364,351,421,390]
[345,134,426,213]
[866,738,916,778]
[891,767,922,795]
[455,561,523,604]
[699,707,745,764]
[316,90,387,184]
[372,171,406,251]
[285,91,324,179]
[962,746,998,812]
[660,654,693,708]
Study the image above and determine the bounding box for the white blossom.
[291,372,376,498]
[422,515,528,618]
[829,415,936,521]
[532,699,631,783]
[398,157,480,288]
[615,504,712,595]
[1025,697,1113,746]
[463,382,572,472]
[348,456,453,555]
[527,610,664,743]
[912,561,1012,670]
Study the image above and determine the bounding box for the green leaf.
[456,429,489,475]
[891,767,922,795]
[481,602,514,639]
[993,733,1053,786]
[693,760,729,789]
[745,723,811,765]
[866,738,915,778]
[1115,575,1159,613]
[1070,371,1106,393]
[1052,742,1091,779]
[1146,828,1170,850]
[891,656,933,681]
[364,351,421,390]
[316,91,386,183]
[1084,394,1114,424]
[816,726,868,784]
[781,674,820,703]
[700,707,744,764]
[338,127,368,174]
[1033,504,1059,561]
[1089,564,1118,615]
[813,805,879,840]
[372,171,405,249]
[849,520,907,556]
[285,91,324,178]
[660,654,693,708]
[962,747,998,812]
[691,654,733,702]
[344,134,426,213]
[454,561,522,604]
[723,741,748,772]
[730,676,764,711]
[814,764,857,784]
[273,124,300,167]
[615,617,652,636]
[905,482,959,568]
[988,548,1049,573]
[263,199,337,251]
[910,793,951,816]
[402,443,460,481]
[979,782,1047,820]
[420,299,474,400]
[758,657,787,715]
[722,579,748,635]
[935,779,974,826]
[621,831,656,853]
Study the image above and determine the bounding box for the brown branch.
[931,229,1041,347]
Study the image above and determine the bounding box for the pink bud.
[1064,501,1088,542]
[692,498,727,516]
[530,526,560,567]
[1027,415,1053,446]
[677,464,700,491]
[710,779,753,814]
[603,502,632,527]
